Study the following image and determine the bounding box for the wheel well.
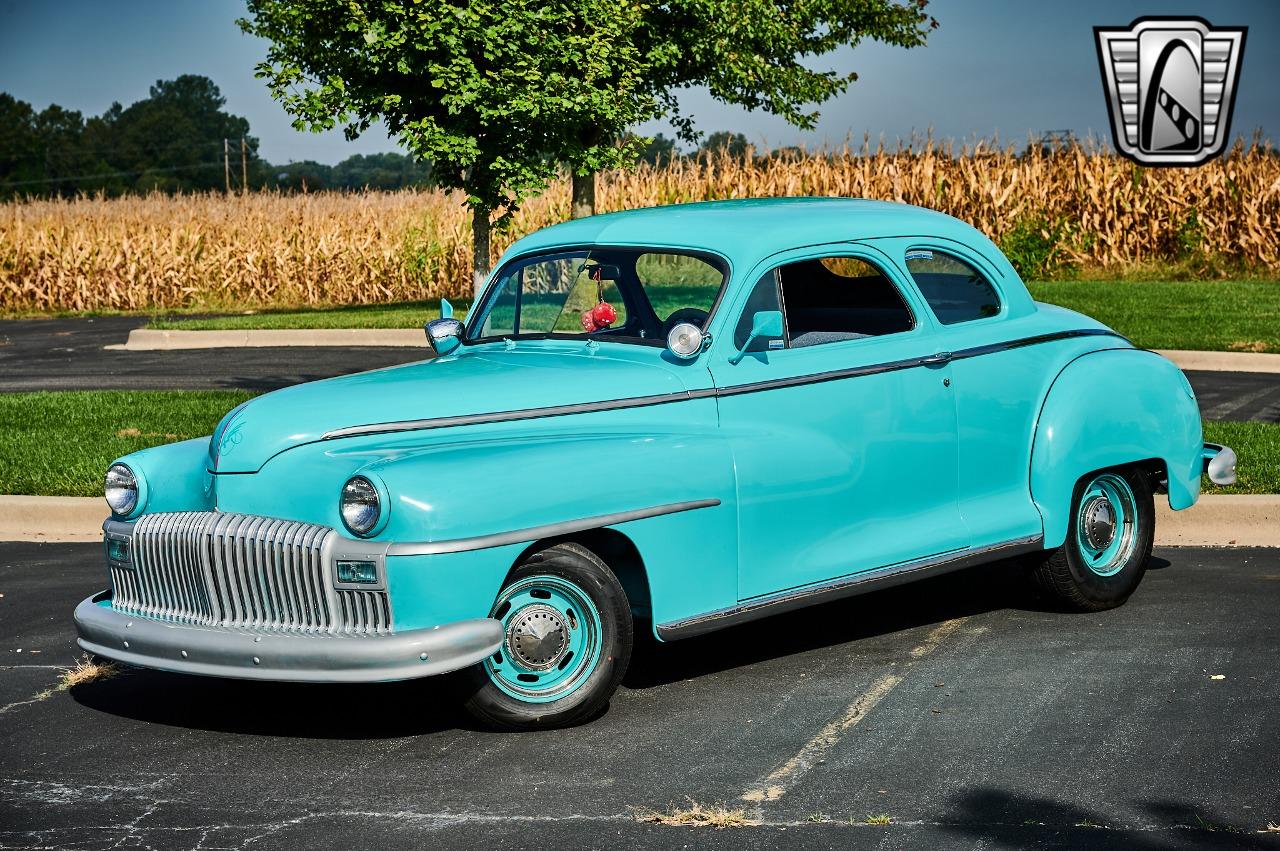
[1076,458,1166,494]
[512,529,653,619]
[1130,458,1167,494]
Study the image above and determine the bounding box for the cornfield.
[2,141,1278,313]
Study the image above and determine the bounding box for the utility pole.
[223,138,231,193]
[240,137,248,195]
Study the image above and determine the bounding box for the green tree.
[635,132,678,166]
[240,0,656,295]
[0,77,261,198]
[571,0,937,214]
[697,131,750,161]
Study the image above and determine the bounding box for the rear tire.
[1031,466,1154,611]
[460,542,633,731]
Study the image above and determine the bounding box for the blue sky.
[0,0,1275,164]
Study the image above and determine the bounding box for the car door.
[708,243,970,601]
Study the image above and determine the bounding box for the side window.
[635,252,722,328]
[733,271,785,352]
[904,250,1001,324]
[776,255,914,349]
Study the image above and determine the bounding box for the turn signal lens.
[336,560,378,584]
[105,538,130,564]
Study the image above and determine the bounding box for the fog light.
[336,560,378,584]
[105,538,130,564]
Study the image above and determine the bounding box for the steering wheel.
[662,308,709,339]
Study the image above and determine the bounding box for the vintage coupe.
[76,199,1236,729]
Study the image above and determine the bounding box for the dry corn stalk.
[2,140,1276,313]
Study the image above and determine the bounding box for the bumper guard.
[1202,442,1238,486]
[74,591,502,683]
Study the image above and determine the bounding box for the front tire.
[460,542,633,731]
[1031,466,1155,611]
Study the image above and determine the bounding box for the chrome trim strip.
[655,534,1044,641]
[386,498,722,557]
[320,329,1125,440]
[322,390,716,440]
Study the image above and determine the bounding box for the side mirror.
[728,310,783,364]
[425,317,464,356]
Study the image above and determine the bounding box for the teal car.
[75,198,1236,730]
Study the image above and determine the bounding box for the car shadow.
[69,669,471,739]
[70,554,1173,737]
[623,553,1170,690]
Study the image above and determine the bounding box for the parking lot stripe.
[740,618,967,806]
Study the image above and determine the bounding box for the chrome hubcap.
[1082,496,1117,549]
[505,604,568,671]
[1075,472,1140,577]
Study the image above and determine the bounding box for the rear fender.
[1031,349,1202,548]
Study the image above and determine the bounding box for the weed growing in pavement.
[633,799,755,829]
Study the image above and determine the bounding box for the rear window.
[904,250,1001,325]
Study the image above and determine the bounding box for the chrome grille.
[109,512,391,634]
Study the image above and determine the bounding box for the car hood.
[208,342,693,472]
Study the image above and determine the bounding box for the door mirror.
[729,310,783,364]
[425,317,464,355]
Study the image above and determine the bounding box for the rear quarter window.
[905,250,1001,325]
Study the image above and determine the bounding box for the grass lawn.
[141,280,1280,354]
[1202,421,1280,495]
[1028,280,1280,353]
[0,391,254,497]
[1,392,1276,497]
[146,300,458,331]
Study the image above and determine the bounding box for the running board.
[655,535,1044,641]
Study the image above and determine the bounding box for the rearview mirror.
[728,310,783,364]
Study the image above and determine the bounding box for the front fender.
[1030,349,1202,548]
[366,425,740,631]
[109,437,214,520]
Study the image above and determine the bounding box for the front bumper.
[74,591,502,683]
[1202,442,1238,486]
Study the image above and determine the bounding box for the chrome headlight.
[340,476,381,536]
[104,463,138,515]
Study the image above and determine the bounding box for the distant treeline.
[0,75,435,198]
[0,73,793,200]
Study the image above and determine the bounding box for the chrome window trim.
[321,328,1127,440]
[655,534,1045,641]
[464,243,734,345]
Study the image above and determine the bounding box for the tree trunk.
[571,171,596,219]
[472,206,490,299]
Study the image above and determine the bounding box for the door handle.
[921,351,953,365]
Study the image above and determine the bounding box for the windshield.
[467,247,728,346]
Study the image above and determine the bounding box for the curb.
[1155,349,1280,374]
[110,328,428,350]
[2,494,1277,546]
[0,496,105,543]
[108,330,1280,372]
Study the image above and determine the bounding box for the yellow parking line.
[740,618,967,805]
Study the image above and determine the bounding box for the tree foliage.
[240,0,656,227]
[637,0,937,142]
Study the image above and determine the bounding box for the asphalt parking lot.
[2,543,1278,850]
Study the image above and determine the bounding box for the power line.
[0,161,224,188]
[0,137,243,166]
